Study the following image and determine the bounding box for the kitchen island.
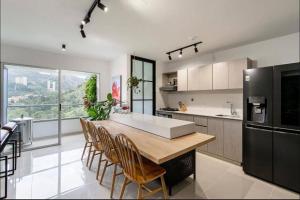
[94,113,215,195]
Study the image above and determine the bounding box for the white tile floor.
[2,134,300,199]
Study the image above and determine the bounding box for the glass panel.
[144,62,153,81]
[61,70,93,105]
[132,81,143,100]
[61,70,94,119]
[281,70,300,126]
[144,82,153,99]
[132,60,143,79]
[132,101,143,114]
[6,64,59,150]
[61,105,87,119]
[144,101,153,115]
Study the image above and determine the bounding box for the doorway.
[130,56,156,115]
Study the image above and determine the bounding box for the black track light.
[81,17,90,25]
[98,1,108,12]
[62,44,66,51]
[166,41,202,60]
[178,50,183,58]
[80,25,86,38]
[194,45,198,53]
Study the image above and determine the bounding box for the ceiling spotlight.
[61,44,66,51]
[168,54,172,61]
[194,45,198,53]
[81,17,90,25]
[98,1,108,12]
[178,50,183,58]
[80,25,86,38]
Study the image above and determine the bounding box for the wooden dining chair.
[86,121,106,179]
[79,118,93,165]
[115,134,169,199]
[98,126,123,198]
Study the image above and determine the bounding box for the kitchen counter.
[110,113,196,139]
[173,110,243,121]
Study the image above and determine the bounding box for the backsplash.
[163,90,243,116]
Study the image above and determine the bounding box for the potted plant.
[83,74,114,120]
[127,76,143,94]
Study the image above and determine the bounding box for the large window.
[61,70,94,119]
[7,65,59,121]
[5,65,96,121]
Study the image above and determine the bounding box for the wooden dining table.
[93,120,215,195]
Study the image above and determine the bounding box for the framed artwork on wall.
[112,75,122,104]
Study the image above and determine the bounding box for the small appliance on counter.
[156,107,179,118]
[243,62,300,193]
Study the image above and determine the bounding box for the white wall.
[110,54,130,103]
[1,44,112,100]
[158,32,300,113]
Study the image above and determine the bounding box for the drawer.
[194,116,208,126]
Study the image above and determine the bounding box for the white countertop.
[110,113,196,139]
[173,110,243,121]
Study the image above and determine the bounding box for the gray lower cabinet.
[172,113,242,163]
[207,118,224,156]
[223,120,242,163]
[195,125,208,151]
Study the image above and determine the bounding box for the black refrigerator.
[243,62,300,193]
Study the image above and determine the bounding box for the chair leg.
[119,177,128,199]
[89,150,96,169]
[86,145,92,167]
[137,184,143,199]
[81,142,88,160]
[99,160,108,184]
[110,164,117,198]
[160,176,169,199]
[96,152,103,180]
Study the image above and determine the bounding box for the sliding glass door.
[1,64,99,150]
[5,64,60,149]
[131,56,156,115]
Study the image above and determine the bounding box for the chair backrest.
[87,121,101,151]
[115,134,146,181]
[80,118,89,141]
[98,126,118,162]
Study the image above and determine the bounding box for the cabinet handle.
[195,124,207,127]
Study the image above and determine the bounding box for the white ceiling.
[1,0,299,61]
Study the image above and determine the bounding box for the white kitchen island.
[110,112,196,139]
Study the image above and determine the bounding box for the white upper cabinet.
[228,58,251,89]
[177,68,188,91]
[175,58,252,92]
[213,62,229,90]
[188,64,213,91]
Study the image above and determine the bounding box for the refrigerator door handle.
[246,126,273,132]
[245,124,273,131]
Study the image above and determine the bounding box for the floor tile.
[3,134,299,199]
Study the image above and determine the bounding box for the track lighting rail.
[166,41,203,55]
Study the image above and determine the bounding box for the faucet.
[226,101,237,116]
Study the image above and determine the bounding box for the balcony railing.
[7,104,88,122]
